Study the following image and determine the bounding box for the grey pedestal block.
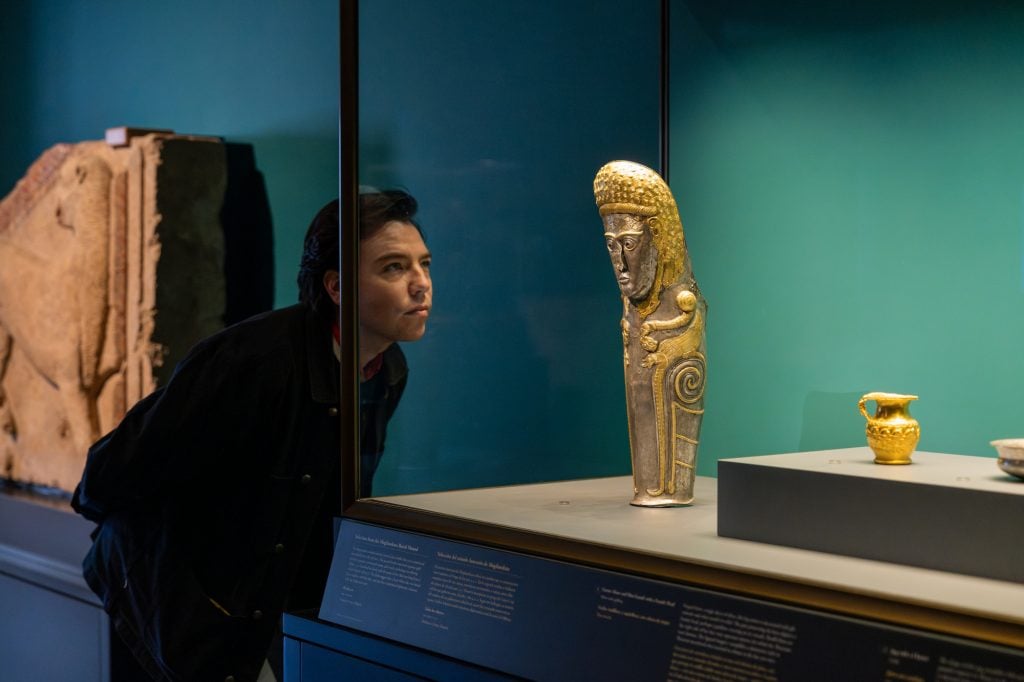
[717,448,1024,583]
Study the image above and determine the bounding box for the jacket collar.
[306,306,409,402]
[380,343,408,388]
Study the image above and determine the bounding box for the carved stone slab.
[0,131,227,491]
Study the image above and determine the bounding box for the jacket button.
[328,406,339,416]
[274,543,285,554]
[301,474,312,485]
[252,610,263,620]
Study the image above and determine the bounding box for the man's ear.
[323,270,341,306]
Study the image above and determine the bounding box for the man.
[71,190,432,681]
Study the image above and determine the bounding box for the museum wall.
[0,0,339,309]
[670,0,1024,470]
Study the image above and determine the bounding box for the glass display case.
[351,0,663,497]
[321,2,1024,675]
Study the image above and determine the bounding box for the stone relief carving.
[0,131,228,491]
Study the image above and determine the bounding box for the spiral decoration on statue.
[673,354,705,405]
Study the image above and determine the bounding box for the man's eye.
[606,238,616,251]
[421,259,431,270]
[623,238,637,250]
[383,263,404,273]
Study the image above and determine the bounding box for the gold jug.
[858,392,920,464]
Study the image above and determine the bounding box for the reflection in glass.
[354,190,431,496]
[357,1,661,496]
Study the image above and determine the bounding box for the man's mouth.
[405,305,430,316]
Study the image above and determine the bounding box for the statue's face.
[603,213,658,301]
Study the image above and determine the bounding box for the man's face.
[603,213,658,301]
[358,221,432,350]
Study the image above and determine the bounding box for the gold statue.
[594,161,707,506]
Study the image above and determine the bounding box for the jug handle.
[858,396,872,420]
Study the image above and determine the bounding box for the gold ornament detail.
[640,293,705,496]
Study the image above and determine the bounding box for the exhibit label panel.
[321,520,1023,680]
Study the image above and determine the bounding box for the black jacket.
[72,304,407,681]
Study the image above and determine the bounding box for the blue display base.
[318,519,1023,681]
[284,610,511,681]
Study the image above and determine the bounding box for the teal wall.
[0,0,340,307]
[671,1,1024,473]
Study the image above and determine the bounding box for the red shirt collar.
[361,353,385,381]
[333,322,385,381]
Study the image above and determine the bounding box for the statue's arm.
[640,290,698,334]
[641,309,695,334]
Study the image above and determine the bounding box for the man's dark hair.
[360,189,421,241]
[297,190,421,322]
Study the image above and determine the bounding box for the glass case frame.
[335,0,1024,651]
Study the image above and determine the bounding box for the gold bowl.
[990,439,1024,480]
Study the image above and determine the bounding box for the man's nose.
[409,266,430,294]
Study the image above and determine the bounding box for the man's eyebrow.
[372,249,432,263]
[371,251,411,262]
